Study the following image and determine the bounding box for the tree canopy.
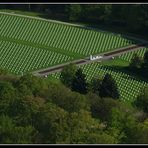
[0,71,147,144]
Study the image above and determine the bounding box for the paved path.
[32,43,148,77]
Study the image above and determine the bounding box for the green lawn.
[101,58,129,67]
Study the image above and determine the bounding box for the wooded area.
[1,4,148,37]
[0,61,147,143]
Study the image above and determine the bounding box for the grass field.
[0,12,136,74]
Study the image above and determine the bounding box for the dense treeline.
[128,50,148,79]
[1,4,148,37]
[0,67,147,144]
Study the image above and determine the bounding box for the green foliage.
[0,68,9,75]
[0,68,147,144]
[121,49,148,79]
[144,50,148,64]
[82,132,118,144]
[0,81,15,100]
[68,4,82,21]
[108,103,148,144]
[135,119,148,144]
[2,4,148,36]
[47,82,89,113]
[71,68,88,94]
[66,110,103,144]
[33,102,69,143]
[60,63,77,89]
[99,73,120,99]
[141,51,148,77]
[17,74,44,96]
[88,93,118,121]
[0,115,37,144]
[8,96,45,126]
[129,53,143,69]
[0,81,16,114]
[133,86,148,113]
[125,5,143,31]
[90,77,102,95]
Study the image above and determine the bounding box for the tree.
[88,92,118,121]
[90,77,102,95]
[133,86,148,113]
[99,73,120,99]
[82,131,117,144]
[0,81,15,100]
[60,63,77,89]
[7,95,45,126]
[65,110,113,144]
[0,115,37,144]
[129,53,143,69]
[107,100,148,144]
[143,50,148,64]
[109,107,137,143]
[71,68,88,94]
[0,81,16,114]
[16,83,33,97]
[33,102,69,144]
[135,119,148,144]
[141,50,148,77]
[0,68,9,75]
[47,82,89,113]
[68,4,82,21]
[16,74,44,97]
[103,5,112,22]
[125,5,143,31]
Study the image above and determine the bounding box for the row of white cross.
[1,14,133,57]
[119,48,148,62]
[0,40,72,74]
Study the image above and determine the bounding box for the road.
[32,43,148,77]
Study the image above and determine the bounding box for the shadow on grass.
[100,65,148,83]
